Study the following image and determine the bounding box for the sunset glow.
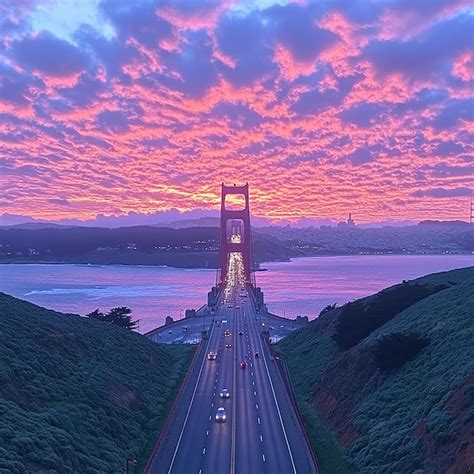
[1,0,473,225]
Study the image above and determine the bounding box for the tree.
[86,309,105,321]
[319,303,337,317]
[86,307,139,331]
[106,307,139,331]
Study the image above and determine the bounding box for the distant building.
[165,316,174,325]
[185,309,197,318]
[337,213,356,228]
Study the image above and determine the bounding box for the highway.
[145,252,317,473]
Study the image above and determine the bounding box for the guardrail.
[143,327,210,472]
[144,304,209,339]
[265,339,320,474]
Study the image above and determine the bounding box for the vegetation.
[332,282,448,350]
[86,306,139,330]
[319,303,338,316]
[0,293,194,472]
[0,225,297,267]
[372,331,430,371]
[277,266,474,474]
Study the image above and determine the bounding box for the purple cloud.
[10,31,87,76]
[265,3,338,62]
[412,187,472,198]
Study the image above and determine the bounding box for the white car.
[220,388,230,399]
[207,351,217,361]
[215,407,227,422]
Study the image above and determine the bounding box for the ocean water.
[0,255,472,333]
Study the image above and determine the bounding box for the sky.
[0,0,473,227]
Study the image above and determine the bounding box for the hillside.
[0,226,297,267]
[277,266,474,473]
[0,293,194,472]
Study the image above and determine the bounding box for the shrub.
[372,332,430,371]
[332,283,447,350]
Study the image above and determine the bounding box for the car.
[228,304,233,308]
[220,388,230,399]
[215,407,227,422]
[235,305,240,309]
[225,343,232,348]
[240,361,247,369]
[238,331,243,336]
[224,330,231,337]
[207,351,217,361]
[254,351,259,358]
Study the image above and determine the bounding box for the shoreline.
[0,252,472,269]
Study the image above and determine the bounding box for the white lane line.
[211,403,214,408]
[256,404,259,410]
[260,435,263,442]
[209,416,211,421]
[254,391,257,396]
[167,324,215,474]
[263,454,266,462]
[257,417,261,424]
[206,430,209,436]
[203,448,206,454]
[258,329,297,474]
[253,381,255,386]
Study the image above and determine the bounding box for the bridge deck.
[144,272,317,473]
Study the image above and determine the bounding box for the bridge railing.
[143,322,214,472]
[265,339,321,474]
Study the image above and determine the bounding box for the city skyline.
[1,0,473,224]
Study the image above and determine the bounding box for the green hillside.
[0,293,194,473]
[277,266,474,473]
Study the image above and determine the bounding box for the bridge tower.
[218,183,253,285]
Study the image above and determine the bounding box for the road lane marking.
[257,417,260,424]
[263,454,266,462]
[257,326,297,474]
[260,435,263,442]
[256,404,259,409]
[167,324,215,474]
[230,291,238,474]
[203,448,206,454]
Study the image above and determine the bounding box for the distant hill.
[161,216,220,228]
[0,222,74,230]
[0,293,193,472]
[0,225,298,267]
[277,267,474,473]
[417,220,470,227]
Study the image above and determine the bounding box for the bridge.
[144,184,318,473]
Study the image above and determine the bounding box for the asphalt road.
[145,275,317,473]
